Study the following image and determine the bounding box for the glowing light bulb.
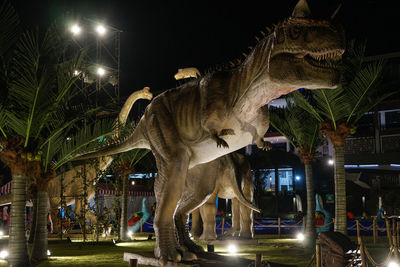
[70,24,81,35]
[296,233,305,241]
[227,244,237,254]
[96,25,106,35]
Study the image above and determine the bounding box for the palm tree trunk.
[120,175,128,240]
[28,197,37,243]
[305,163,316,249]
[9,173,30,267]
[333,145,347,234]
[31,190,49,261]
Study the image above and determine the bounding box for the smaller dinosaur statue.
[174,67,200,80]
[128,197,150,232]
[174,152,256,252]
[190,152,255,241]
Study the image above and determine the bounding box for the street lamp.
[70,24,81,35]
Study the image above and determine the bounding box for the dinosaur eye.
[290,26,302,40]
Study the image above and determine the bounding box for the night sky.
[11,0,400,99]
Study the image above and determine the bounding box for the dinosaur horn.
[330,3,342,20]
[291,0,311,18]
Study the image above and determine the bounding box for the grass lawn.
[37,234,314,267]
[0,234,393,266]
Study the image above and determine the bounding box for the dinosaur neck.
[118,89,150,124]
[231,35,296,114]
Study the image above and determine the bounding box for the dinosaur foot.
[223,227,240,237]
[256,138,272,151]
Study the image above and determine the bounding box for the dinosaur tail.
[229,154,261,213]
[73,87,152,161]
[73,122,150,160]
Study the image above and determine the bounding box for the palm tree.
[0,12,115,263]
[114,149,149,241]
[292,41,396,234]
[270,103,323,250]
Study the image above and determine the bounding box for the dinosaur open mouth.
[303,50,344,69]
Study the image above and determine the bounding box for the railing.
[344,134,400,154]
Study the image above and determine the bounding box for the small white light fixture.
[112,238,116,244]
[295,175,301,181]
[47,249,51,256]
[0,230,3,236]
[131,180,135,185]
[296,232,305,241]
[0,250,8,259]
[70,24,81,35]
[73,70,80,76]
[388,261,399,267]
[96,24,106,35]
[227,244,237,254]
[328,159,334,165]
[97,67,105,76]
[127,230,133,236]
[102,233,106,238]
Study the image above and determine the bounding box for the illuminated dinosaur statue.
[73,0,345,264]
[176,152,255,250]
[174,67,201,80]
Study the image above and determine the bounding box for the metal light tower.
[69,19,122,107]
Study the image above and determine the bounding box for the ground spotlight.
[47,250,51,256]
[296,233,305,241]
[96,24,106,35]
[70,24,81,35]
[127,230,133,237]
[389,261,399,267]
[0,250,8,259]
[227,244,237,254]
[328,159,334,165]
[0,230,3,237]
[112,238,116,244]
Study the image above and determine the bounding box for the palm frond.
[290,91,323,122]
[0,0,20,57]
[346,60,385,123]
[53,118,116,169]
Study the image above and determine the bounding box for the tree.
[270,103,323,250]
[0,11,115,264]
[292,41,396,234]
[113,149,149,241]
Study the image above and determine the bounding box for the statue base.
[123,251,298,267]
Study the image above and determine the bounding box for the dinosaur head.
[141,87,153,100]
[268,0,345,90]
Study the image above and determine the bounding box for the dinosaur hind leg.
[175,196,206,254]
[153,149,196,265]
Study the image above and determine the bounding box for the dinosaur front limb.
[256,138,272,151]
[210,129,235,148]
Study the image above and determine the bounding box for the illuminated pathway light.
[296,232,305,241]
[389,261,399,267]
[0,250,8,259]
[227,244,237,254]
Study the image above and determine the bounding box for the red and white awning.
[0,181,11,195]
